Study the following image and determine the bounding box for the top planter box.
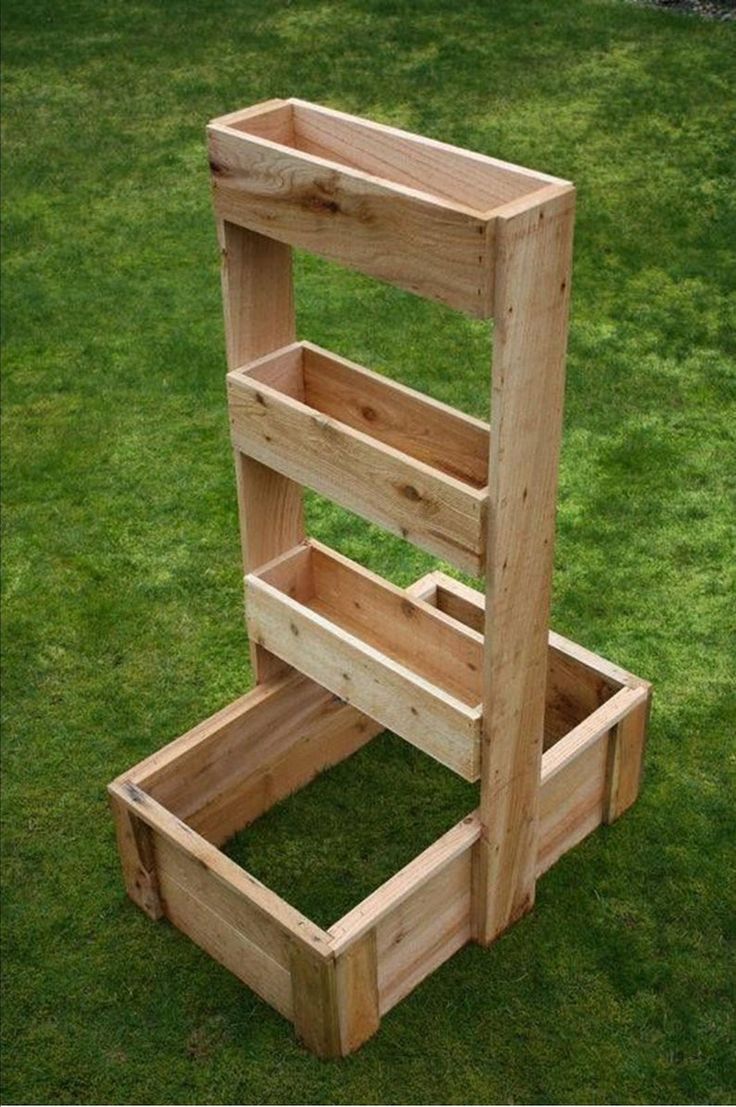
[207,98,570,315]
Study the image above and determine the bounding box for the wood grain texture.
[476,185,576,943]
[228,341,488,573]
[109,791,163,919]
[121,671,381,847]
[210,123,495,317]
[246,542,482,779]
[376,848,473,1015]
[108,780,333,958]
[330,813,480,954]
[407,571,624,747]
[290,945,341,1058]
[218,218,304,682]
[334,930,380,1055]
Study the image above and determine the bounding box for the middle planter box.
[228,341,489,575]
[245,540,483,780]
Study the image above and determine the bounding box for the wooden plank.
[160,869,293,1019]
[407,571,626,748]
[155,834,292,966]
[108,790,163,920]
[290,945,341,1058]
[308,541,483,705]
[334,930,380,1055]
[108,780,333,959]
[120,672,378,837]
[289,99,562,212]
[218,218,304,682]
[190,694,380,848]
[476,185,576,944]
[208,125,496,317]
[376,849,473,1014]
[300,342,489,487]
[604,685,652,823]
[246,547,481,780]
[228,349,487,575]
[330,813,480,953]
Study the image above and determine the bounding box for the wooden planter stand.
[109,99,651,1058]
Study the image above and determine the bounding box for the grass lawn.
[2,0,735,1102]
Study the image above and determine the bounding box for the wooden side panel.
[124,673,380,845]
[300,342,489,486]
[190,696,380,847]
[209,125,495,317]
[228,368,486,575]
[155,835,293,1018]
[289,99,555,212]
[538,736,608,876]
[407,571,622,749]
[376,849,472,1014]
[246,575,481,780]
[475,186,576,943]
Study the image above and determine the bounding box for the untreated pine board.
[376,847,473,1015]
[208,126,496,317]
[218,218,304,683]
[119,672,381,846]
[108,791,163,920]
[228,341,488,573]
[477,184,576,944]
[154,835,294,1019]
[208,98,569,315]
[330,812,481,954]
[407,571,625,745]
[288,99,562,212]
[108,780,333,960]
[604,688,651,823]
[246,543,482,779]
[538,684,648,874]
[334,931,380,1056]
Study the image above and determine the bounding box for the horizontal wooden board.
[407,571,632,747]
[158,856,293,1019]
[120,670,381,846]
[246,543,482,779]
[229,342,487,575]
[330,813,480,953]
[208,100,566,316]
[376,848,473,1014]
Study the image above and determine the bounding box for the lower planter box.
[109,570,650,1058]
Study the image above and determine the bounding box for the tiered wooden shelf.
[109,98,652,1059]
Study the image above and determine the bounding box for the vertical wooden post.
[218,220,305,682]
[604,684,651,823]
[475,185,576,945]
[109,788,163,920]
[335,931,380,1055]
[290,945,341,1058]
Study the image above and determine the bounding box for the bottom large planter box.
[109,570,650,1057]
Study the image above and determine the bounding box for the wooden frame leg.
[475,186,576,944]
[218,220,305,683]
[109,790,163,920]
[604,684,651,823]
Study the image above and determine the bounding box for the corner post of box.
[604,680,652,823]
[475,183,576,945]
[290,929,380,1058]
[108,779,163,920]
[209,128,305,685]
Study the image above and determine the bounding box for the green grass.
[2,0,735,1102]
